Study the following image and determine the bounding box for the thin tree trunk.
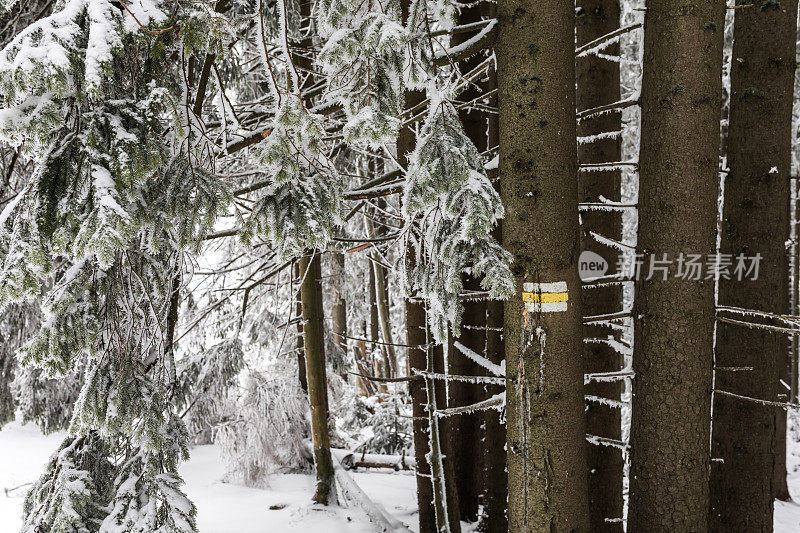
[372,259,396,377]
[576,2,624,530]
[793,180,800,405]
[295,262,308,393]
[775,393,792,501]
[299,251,336,505]
[628,1,725,530]
[366,199,397,379]
[330,251,348,376]
[498,0,591,530]
[406,299,437,532]
[477,297,507,533]
[710,1,797,527]
[367,256,387,393]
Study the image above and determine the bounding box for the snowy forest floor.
[1,419,799,532]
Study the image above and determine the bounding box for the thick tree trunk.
[576,2,624,530]
[710,1,797,528]
[299,251,336,505]
[628,1,724,530]
[498,0,591,530]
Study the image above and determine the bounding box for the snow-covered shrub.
[216,366,310,487]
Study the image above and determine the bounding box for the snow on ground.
[776,417,800,533]
[1,418,800,531]
[0,420,420,532]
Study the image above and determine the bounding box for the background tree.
[710,0,798,528]
[576,1,625,529]
[628,0,725,529]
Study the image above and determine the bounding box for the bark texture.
[576,2,624,530]
[300,251,336,505]
[294,262,308,392]
[710,2,797,528]
[498,0,591,530]
[628,1,724,530]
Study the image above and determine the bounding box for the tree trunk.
[710,1,797,528]
[497,0,591,530]
[793,179,800,405]
[628,1,725,530]
[398,18,460,525]
[775,395,792,501]
[295,261,308,392]
[299,251,336,505]
[367,255,387,392]
[367,199,397,380]
[447,1,489,522]
[330,251,348,376]
[476,24,507,531]
[406,299,437,532]
[576,2,624,530]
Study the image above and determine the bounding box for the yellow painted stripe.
[522,292,569,304]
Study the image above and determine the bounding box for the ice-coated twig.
[577,98,639,120]
[575,22,643,57]
[716,316,800,335]
[453,340,506,377]
[434,393,505,417]
[579,160,639,172]
[585,369,635,384]
[414,370,506,386]
[586,434,629,451]
[714,389,800,410]
[586,395,627,409]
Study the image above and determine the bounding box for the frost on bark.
[576,1,624,530]
[498,0,591,530]
[710,0,798,527]
[628,1,725,530]
[299,251,337,505]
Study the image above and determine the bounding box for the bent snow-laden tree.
[0,2,230,531]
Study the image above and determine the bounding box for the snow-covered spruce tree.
[315,0,407,147]
[402,93,513,343]
[401,1,513,344]
[0,2,228,531]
